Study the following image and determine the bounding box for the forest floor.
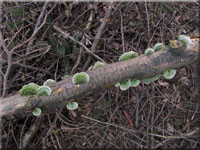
[1,2,199,149]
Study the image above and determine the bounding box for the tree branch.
[0,40,198,120]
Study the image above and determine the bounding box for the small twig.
[0,1,3,97]
[82,3,113,71]
[1,54,12,97]
[53,25,105,63]
[14,62,53,75]
[144,0,150,41]
[119,9,125,53]
[21,117,42,149]
[43,112,61,148]
[0,117,2,149]
[149,128,199,139]
[99,105,119,147]
[10,12,48,54]
[85,10,94,31]
[7,24,31,48]
[81,115,146,143]
[150,100,155,148]
[0,2,3,147]
[71,11,95,74]
[71,44,82,74]
[26,1,48,55]
[123,111,134,129]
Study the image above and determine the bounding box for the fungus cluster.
[19,79,55,116]
[115,51,140,90]
[114,34,191,90]
[93,61,105,69]
[178,35,192,48]
[66,72,90,111]
[20,35,192,115]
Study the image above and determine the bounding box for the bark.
[0,40,198,120]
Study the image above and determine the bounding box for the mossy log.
[0,40,198,120]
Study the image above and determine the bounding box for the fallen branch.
[0,40,198,120]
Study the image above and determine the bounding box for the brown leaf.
[178,77,189,86]
[130,96,137,103]
[70,110,77,118]
[178,68,187,77]
[176,102,183,109]
[158,81,170,88]
[167,122,174,133]
[123,111,134,129]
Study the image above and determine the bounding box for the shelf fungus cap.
[115,82,120,87]
[61,75,69,80]
[131,79,140,87]
[43,79,55,86]
[66,102,78,110]
[178,35,192,48]
[72,72,90,84]
[37,85,52,96]
[118,51,138,61]
[19,83,39,96]
[145,48,155,55]
[119,79,131,91]
[153,43,164,51]
[32,108,42,117]
[163,69,176,79]
[142,74,161,84]
[93,61,105,69]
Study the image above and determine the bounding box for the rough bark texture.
[0,40,198,120]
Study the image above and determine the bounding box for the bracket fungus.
[72,72,90,84]
[115,82,120,88]
[37,85,52,96]
[32,108,42,117]
[93,61,105,69]
[142,74,161,85]
[66,102,79,110]
[153,43,164,51]
[43,79,55,86]
[116,51,140,90]
[131,79,141,87]
[61,75,69,80]
[19,83,39,96]
[119,79,132,91]
[118,51,138,61]
[163,69,176,79]
[144,48,155,55]
[178,35,192,48]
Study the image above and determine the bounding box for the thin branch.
[120,9,125,53]
[82,3,113,71]
[25,1,48,55]
[0,40,198,119]
[145,0,150,41]
[53,25,106,63]
[10,12,48,54]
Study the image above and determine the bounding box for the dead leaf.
[178,77,189,86]
[175,16,181,25]
[158,81,170,88]
[178,68,187,77]
[65,10,72,17]
[123,111,134,129]
[130,96,137,103]
[176,102,183,109]
[70,110,77,118]
[111,42,121,51]
[167,122,174,133]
